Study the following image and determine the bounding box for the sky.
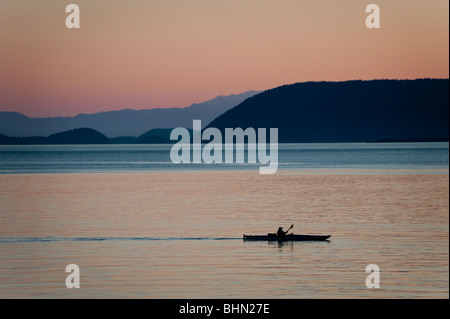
[0,0,448,117]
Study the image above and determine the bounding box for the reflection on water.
[0,171,448,298]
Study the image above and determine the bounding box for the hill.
[0,128,197,145]
[0,128,110,145]
[207,79,449,143]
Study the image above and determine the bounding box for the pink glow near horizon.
[0,0,448,118]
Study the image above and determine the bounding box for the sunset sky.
[0,0,448,117]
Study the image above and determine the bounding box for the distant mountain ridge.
[0,128,110,145]
[207,79,449,143]
[0,91,260,138]
[2,79,448,144]
[0,127,195,145]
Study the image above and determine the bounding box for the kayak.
[243,234,331,241]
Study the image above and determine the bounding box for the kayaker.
[277,227,288,237]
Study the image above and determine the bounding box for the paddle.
[286,224,294,234]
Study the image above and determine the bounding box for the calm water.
[0,143,448,174]
[0,143,448,298]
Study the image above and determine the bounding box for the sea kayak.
[243,234,331,241]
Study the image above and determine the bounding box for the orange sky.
[0,0,448,117]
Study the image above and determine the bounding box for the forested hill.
[207,79,449,143]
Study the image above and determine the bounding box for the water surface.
[0,143,448,298]
[0,142,448,174]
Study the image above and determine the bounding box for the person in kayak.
[277,227,288,237]
[277,224,294,237]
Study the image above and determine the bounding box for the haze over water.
[0,143,448,298]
